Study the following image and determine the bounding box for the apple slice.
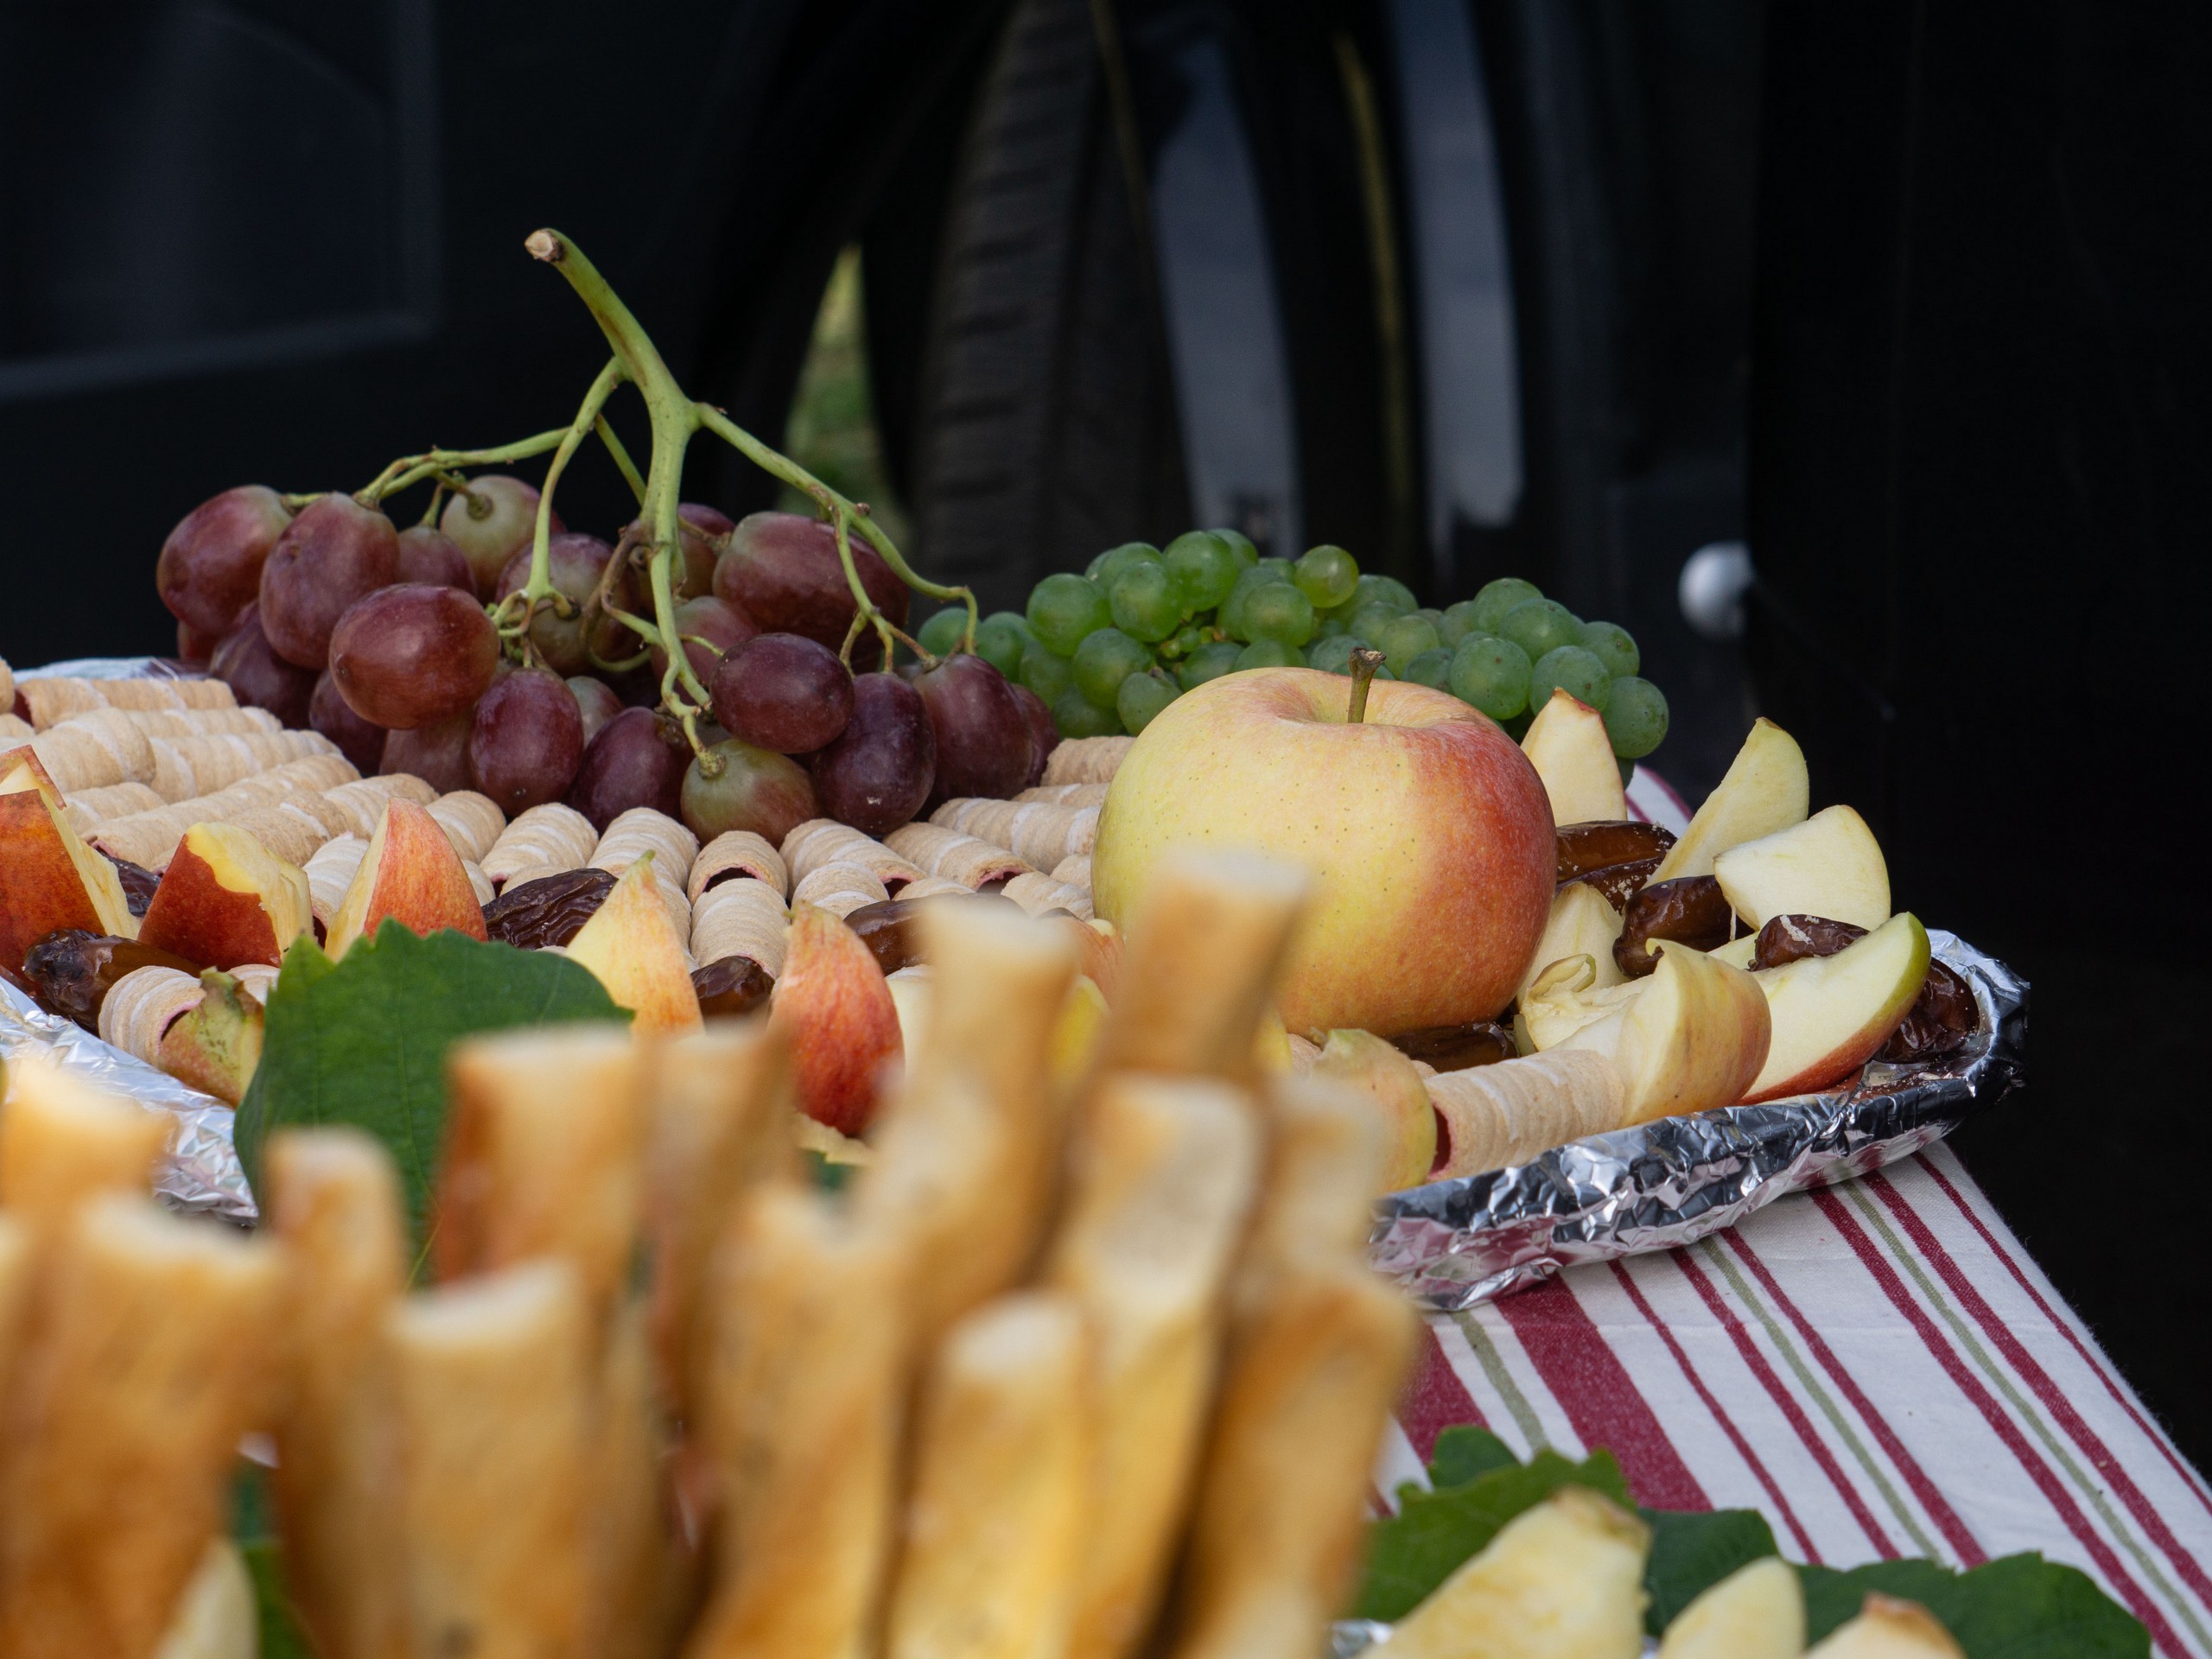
[1743,912,1929,1103]
[564,858,703,1037]
[1805,1593,1964,1657]
[1519,954,1646,1052]
[769,903,903,1135]
[1311,1029,1436,1192]
[1521,689,1625,826]
[1650,718,1808,882]
[137,823,314,969]
[1708,934,1758,969]
[0,758,138,967]
[1656,1556,1804,1658]
[1558,941,1770,1122]
[1715,804,1890,931]
[325,798,488,959]
[1517,881,1626,1001]
[156,970,267,1107]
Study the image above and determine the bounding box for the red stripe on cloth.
[1491,1275,1709,1511]
[1396,1322,1488,1464]
[1721,1230,1984,1565]
[1922,1156,2212,1523]
[1607,1260,1823,1562]
[1812,1186,2186,1656]
[1867,1171,2212,1610]
[1673,1247,1898,1557]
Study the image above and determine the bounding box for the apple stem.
[1347,648,1383,723]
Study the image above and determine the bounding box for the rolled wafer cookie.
[1052,853,1092,888]
[55,709,158,781]
[1039,734,1130,785]
[66,781,166,822]
[426,791,506,865]
[482,803,600,890]
[106,708,281,736]
[781,818,926,892]
[592,808,700,891]
[462,861,496,908]
[16,677,111,728]
[305,837,368,926]
[1425,1049,1627,1179]
[323,779,431,838]
[883,823,1032,889]
[97,967,205,1064]
[1001,871,1095,921]
[1016,781,1110,806]
[0,712,30,741]
[227,805,327,869]
[690,878,790,979]
[0,656,11,715]
[230,963,281,1006]
[86,809,194,871]
[931,798,1098,870]
[149,731,334,802]
[23,675,234,721]
[25,724,139,792]
[898,875,972,902]
[790,864,891,919]
[686,830,789,902]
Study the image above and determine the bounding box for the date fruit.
[1389,1020,1516,1073]
[99,854,162,918]
[1614,874,1734,977]
[482,868,616,950]
[1752,912,1978,1063]
[1560,855,1661,912]
[842,898,925,977]
[1556,819,1676,882]
[692,954,774,1018]
[19,930,203,1030]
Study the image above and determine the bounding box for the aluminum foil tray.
[1368,931,2026,1310]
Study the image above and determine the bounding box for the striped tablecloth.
[1379,770,2212,1654]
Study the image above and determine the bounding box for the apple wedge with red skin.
[0,754,138,968]
[1555,940,1770,1123]
[326,798,487,958]
[157,970,266,1107]
[1522,688,1626,826]
[769,902,903,1136]
[1741,912,1930,1103]
[137,822,314,969]
[563,858,702,1036]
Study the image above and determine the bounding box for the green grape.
[1116,669,1179,734]
[1071,626,1154,707]
[1617,755,1637,785]
[918,606,966,658]
[1373,613,1442,676]
[1052,687,1122,739]
[1404,646,1455,690]
[1449,635,1532,720]
[1019,638,1076,705]
[1346,601,1405,642]
[1502,709,1532,741]
[1109,563,1183,643]
[1439,601,1484,647]
[1242,582,1317,647]
[1313,610,1348,639]
[1579,620,1639,678]
[1218,568,1274,640]
[1090,541,1161,590]
[1163,531,1240,613]
[1416,607,1446,627]
[1498,598,1583,661]
[1602,676,1669,759]
[973,611,1031,679]
[1530,645,1612,713]
[1213,528,1261,569]
[1305,634,1366,674]
[1027,573,1111,655]
[1235,638,1302,671]
[1179,639,1243,690]
[1351,574,1417,614]
[1470,575,1543,633]
[1293,544,1359,609]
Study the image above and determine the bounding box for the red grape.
[567,676,623,745]
[709,632,853,754]
[712,512,909,667]
[157,485,294,637]
[566,706,688,830]
[626,502,733,600]
[380,712,474,792]
[310,670,388,772]
[495,533,629,675]
[440,474,560,599]
[680,738,819,843]
[916,653,1030,805]
[175,621,219,666]
[327,584,500,730]
[648,594,760,686]
[809,672,934,836]
[1010,683,1057,788]
[395,526,475,592]
[258,495,401,669]
[468,668,584,812]
[210,603,316,728]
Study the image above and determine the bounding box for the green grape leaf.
[1353,1446,1631,1621]
[241,1539,314,1659]
[1426,1426,1520,1489]
[1797,1554,2147,1656]
[1640,1505,1778,1634]
[233,925,627,1246]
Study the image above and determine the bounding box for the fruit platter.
[0,229,2111,1658]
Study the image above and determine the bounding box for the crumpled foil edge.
[1367,930,2026,1311]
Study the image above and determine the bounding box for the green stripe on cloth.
[1450,1309,1551,1454]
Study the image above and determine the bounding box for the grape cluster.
[917,536,1669,764]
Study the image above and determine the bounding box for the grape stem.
[1347,648,1382,723]
[494,356,629,641]
[356,430,568,505]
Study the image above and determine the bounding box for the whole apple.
[1091,667,1554,1034]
